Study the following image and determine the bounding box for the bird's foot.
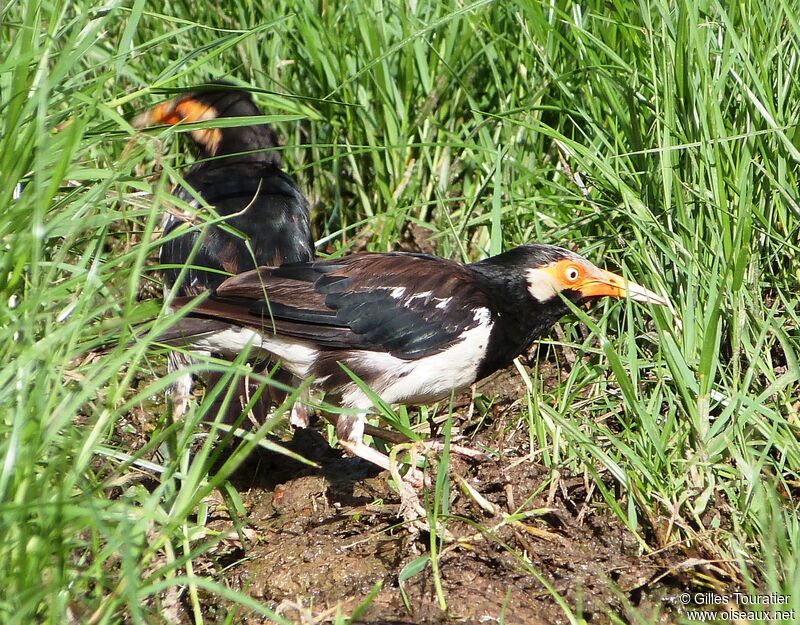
[336,428,459,539]
[417,440,491,462]
[339,437,427,514]
[387,442,455,541]
[387,441,428,490]
[289,402,314,430]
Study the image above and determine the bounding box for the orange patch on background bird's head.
[133,100,179,128]
[173,98,218,123]
[133,96,223,155]
[526,257,667,305]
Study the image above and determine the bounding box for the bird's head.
[520,244,667,307]
[473,244,666,309]
[133,81,280,164]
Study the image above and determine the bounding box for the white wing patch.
[398,290,451,310]
[406,290,432,303]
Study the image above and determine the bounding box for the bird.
[152,244,667,484]
[134,83,314,423]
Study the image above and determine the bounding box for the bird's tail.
[145,316,234,347]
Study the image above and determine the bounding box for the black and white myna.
[135,83,314,422]
[154,244,667,483]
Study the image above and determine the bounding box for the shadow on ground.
[178,367,688,625]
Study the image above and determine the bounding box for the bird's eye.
[565,266,580,282]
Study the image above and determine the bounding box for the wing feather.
[186,253,492,359]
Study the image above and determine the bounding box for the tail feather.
[149,317,236,346]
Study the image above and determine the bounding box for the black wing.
[160,162,313,296]
[203,253,493,360]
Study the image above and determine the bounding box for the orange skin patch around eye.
[538,259,666,304]
[540,259,630,298]
[173,98,217,123]
[537,260,591,294]
[134,97,223,155]
[133,100,181,127]
[174,99,223,155]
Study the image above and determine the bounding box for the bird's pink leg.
[167,352,194,420]
[335,414,425,489]
[288,391,312,429]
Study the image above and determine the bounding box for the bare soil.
[169,365,690,625]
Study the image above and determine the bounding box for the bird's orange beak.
[579,268,667,305]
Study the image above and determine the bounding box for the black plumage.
[161,163,312,295]
[248,253,487,357]
[141,84,314,296]
[135,83,314,421]
[153,244,666,483]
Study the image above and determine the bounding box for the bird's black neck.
[467,257,570,379]
[191,126,282,168]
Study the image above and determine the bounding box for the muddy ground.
[118,364,710,624]
[137,364,705,625]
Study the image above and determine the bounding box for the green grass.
[2,0,799,623]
